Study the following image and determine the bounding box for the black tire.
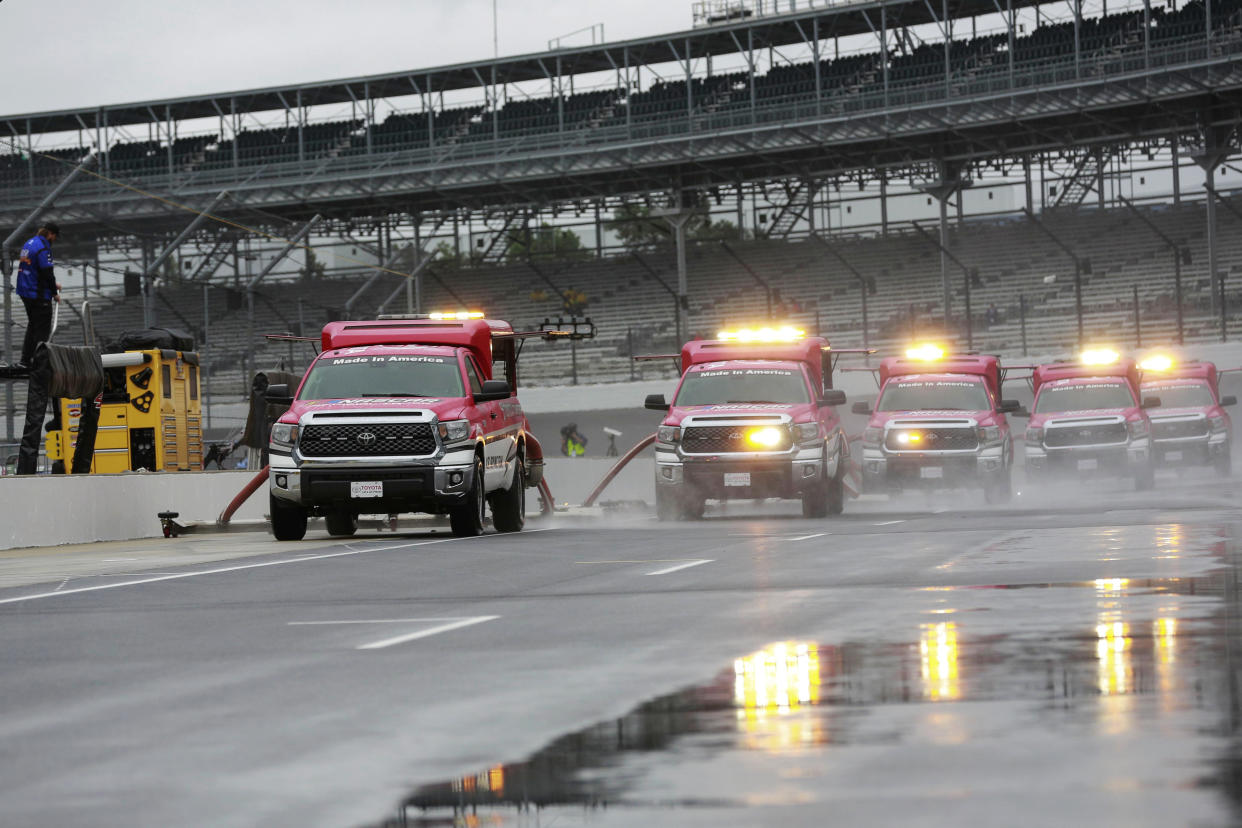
[449,456,487,537]
[655,486,679,521]
[490,456,526,533]
[325,511,357,537]
[985,468,1013,504]
[826,461,846,516]
[270,493,307,541]
[1135,461,1156,491]
[801,480,828,518]
[1215,451,1232,478]
[680,489,705,520]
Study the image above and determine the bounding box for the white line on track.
[873,520,906,526]
[646,559,713,575]
[289,618,479,626]
[357,616,499,650]
[0,531,555,607]
[787,533,827,542]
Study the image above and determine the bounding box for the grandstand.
[3,0,1242,440]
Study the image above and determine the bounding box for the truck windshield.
[1141,382,1214,408]
[299,355,464,399]
[877,379,990,411]
[1034,381,1136,413]
[674,367,811,406]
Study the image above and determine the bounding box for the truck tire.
[325,511,357,537]
[801,480,829,518]
[655,486,679,521]
[1215,451,1232,478]
[1135,460,1156,491]
[490,458,525,533]
[270,493,308,541]
[680,490,705,520]
[449,457,487,537]
[985,468,1012,504]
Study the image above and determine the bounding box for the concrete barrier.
[0,471,268,551]
[0,458,654,551]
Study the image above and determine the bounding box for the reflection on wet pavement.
[383,525,1242,827]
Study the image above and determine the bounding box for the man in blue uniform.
[15,220,60,367]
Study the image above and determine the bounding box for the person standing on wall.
[15,220,61,368]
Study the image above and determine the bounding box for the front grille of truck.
[884,427,978,452]
[1151,419,1208,440]
[300,422,436,457]
[1044,421,1128,447]
[681,425,792,453]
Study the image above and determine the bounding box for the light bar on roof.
[1081,347,1121,366]
[1139,354,1175,372]
[904,343,946,361]
[716,326,805,343]
[428,311,485,321]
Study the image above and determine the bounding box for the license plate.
[724,472,751,487]
[1165,451,1183,461]
[1077,458,1098,471]
[920,467,944,479]
[350,481,383,498]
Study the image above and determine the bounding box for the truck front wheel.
[450,457,487,537]
[325,511,357,537]
[490,458,526,533]
[655,486,678,521]
[270,493,308,541]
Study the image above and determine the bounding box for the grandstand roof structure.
[2,0,1053,135]
[2,0,1241,235]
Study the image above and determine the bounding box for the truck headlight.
[1127,419,1149,439]
[270,423,298,445]
[657,425,680,444]
[795,422,820,444]
[977,425,1001,444]
[438,419,471,444]
[1024,426,1043,444]
[863,426,882,445]
[1209,415,1228,432]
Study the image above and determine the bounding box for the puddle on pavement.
[382,550,1242,827]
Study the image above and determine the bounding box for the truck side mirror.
[1142,396,1162,409]
[475,380,511,403]
[851,401,872,416]
[1223,395,1238,407]
[645,393,670,412]
[265,384,292,402]
[999,399,1020,414]
[819,390,847,407]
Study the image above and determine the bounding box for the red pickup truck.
[266,316,541,540]
[644,327,850,520]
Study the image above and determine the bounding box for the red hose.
[218,466,270,525]
[583,433,657,507]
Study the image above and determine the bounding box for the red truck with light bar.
[265,315,544,540]
[643,327,852,519]
[1139,357,1235,475]
[853,347,1021,501]
[1021,350,1159,490]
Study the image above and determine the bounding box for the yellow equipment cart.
[46,348,204,473]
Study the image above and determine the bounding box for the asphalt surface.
[2,471,1241,827]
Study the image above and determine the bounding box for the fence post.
[1133,285,1142,349]
[1019,294,1028,356]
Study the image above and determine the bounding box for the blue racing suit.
[16,234,56,301]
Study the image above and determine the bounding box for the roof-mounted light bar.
[428,311,485,320]
[904,343,946,361]
[1081,347,1121,366]
[1139,354,1175,372]
[716,325,805,343]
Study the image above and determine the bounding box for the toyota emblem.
[357,431,377,446]
[729,431,743,440]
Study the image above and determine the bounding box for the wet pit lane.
[5,472,1242,827]
[388,490,1242,828]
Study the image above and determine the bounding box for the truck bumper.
[270,461,476,514]
[1153,434,1228,466]
[1024,438,1150,478]
[654,445,831,501]
[860,444,1006,492]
